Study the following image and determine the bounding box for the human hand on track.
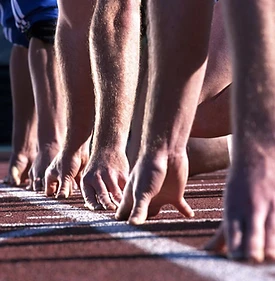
[3,152,34,186]
[115,151,194,225]
[45,149,89,198]
[27,146,60,191]
[81,149,129,211]
[205,165,275,263]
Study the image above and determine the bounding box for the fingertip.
[245,250,265,263]
[114,212,122,221]
[128,206,148,225]
[177,198,195,218]
[128,216,146,225]
[45,182,58,197]
[84,201,103,211]
[56,189,70,199]
[26,182,34,191]
[14,177,21,187]
[103,203,117,211]
[188,210,195,218]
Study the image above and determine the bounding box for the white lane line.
[141,218,222,224]
[0,187,275,281]
[160,208,224,213]
[0,217,222,228]
[185,188,224,193]
[27,216,67,220]
[187,183,226,187]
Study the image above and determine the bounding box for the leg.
[192,1,232,138]
[116,0,214,224]
[81,0,140,210]
[188,136,231,176]
[207,0,275,262]
[4,45,37,186]
[45,0,95,198]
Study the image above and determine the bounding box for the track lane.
[0,178,275,281]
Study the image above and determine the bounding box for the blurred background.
[0,29,12,147]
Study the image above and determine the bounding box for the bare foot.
[45,148,89,198]
[206,150,275,262]
[81,149,129,211]
[4,152,36,186]
[115,150,194,225]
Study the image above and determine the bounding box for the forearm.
[90,0,140,152]
[224,0,275,150]
[55,3,95,153]
[10,45,37,153]
[28,38,66,150]
[144,0,214,156]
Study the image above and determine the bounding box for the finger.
[81,178,103,211]
[26,169,34,191]
[176,198,195,218]
[244,212,265,263]
[56,176,73,199]
[72,179,79,190]
[91,176,117,210]
[9,166,21,186]
[45,170,59,196]
[108,192,121,208]
[128,194,151,225]
[105,173,123,206]
[265,211,275,261]
[115,181,134,221]
[204,223,227,254]
[118,173,128,191]
[225,219,244,260]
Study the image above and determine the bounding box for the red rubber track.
[0,159,274,281]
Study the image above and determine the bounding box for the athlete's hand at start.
[115,151,194,225]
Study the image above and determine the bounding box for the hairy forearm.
[143,0,214,156]
[55,17,94,153]
[90,0,140,152]
[10,45,37,153]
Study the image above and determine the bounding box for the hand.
[205,162,275,262]
[81,149,129,211]
[115,150,194,225]
[4,152,35,186]
[45,149,89,198]
[27,146,59,191]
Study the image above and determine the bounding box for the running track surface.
[0,159,275,281]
